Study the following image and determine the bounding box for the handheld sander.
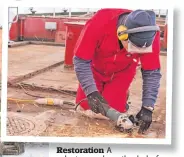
[34,98,138,133]
[99,105,138,133]
[8,97,138,133]
[8,98,138,133]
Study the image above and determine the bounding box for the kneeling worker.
[73,9,162,134]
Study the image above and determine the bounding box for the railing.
[153,9,168,24]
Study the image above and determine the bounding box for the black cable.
[18,83,45,98]
[74,98,88,111]
[18,83,76,98]
[49,87,76,97]
[18,83,87,109]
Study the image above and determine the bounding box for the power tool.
[8,97,137,133]
[34,98,137,133]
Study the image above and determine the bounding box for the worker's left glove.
[87,91,109,116]
[136,106,153,134]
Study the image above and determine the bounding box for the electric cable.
[18,83,45,98]
[74,98,88,111]
[7,98,35,103]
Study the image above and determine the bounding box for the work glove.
[136,106,153,134]
[87,91,109,116]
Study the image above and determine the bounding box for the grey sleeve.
[73,55,98,96]
[141,69,162,108]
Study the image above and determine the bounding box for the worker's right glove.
[136,106,153,134]
[87,91,109,116]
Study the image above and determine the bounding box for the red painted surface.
[9,15,19,41]
[9,15,167,50]
[64,22,85,67]
[24,17,57,41]
[9,16,89,42]
[19,17,25,40]
[163,24,167,49]
[55,31,66,43]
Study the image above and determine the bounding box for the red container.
[64,22,85,69]
[9,16,89,43]
[19,17,25,41]
[9,15,19,41]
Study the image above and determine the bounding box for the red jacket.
[74,8,160,76]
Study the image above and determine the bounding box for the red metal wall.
[9,16,19,41]
[64,23,85,67]
[9,15,167,50]
[24,17,60,41]
[9,16,89,42]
